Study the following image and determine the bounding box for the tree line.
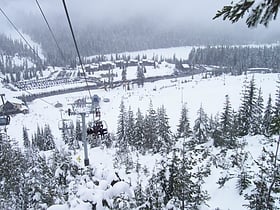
[188,45,280,74]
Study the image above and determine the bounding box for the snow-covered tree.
[156,105,172,153]
[121,67,127,83]
[143,100,158,152]
[214,0,280,27]
[177,103,192,139]
[126,106,135,147]
[250,88,264,135]
[136,65,145,87]
[193,105,209,145]
[134,108,145,152]
[271,81,280,135]
[262,94,273,137]
[237,77,258,136]
[219,95,236,148]
[23,126,30,148]
[0,136,25,209]
[24,154,56,209]
[43,124,55,151]
[117,100,127,150]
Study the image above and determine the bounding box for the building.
[0,98,28,115]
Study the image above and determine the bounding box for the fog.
[0,0,263,32]
[2,0,230,23]
[1,0,280,56]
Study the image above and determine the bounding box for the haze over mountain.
[1,0,280,66]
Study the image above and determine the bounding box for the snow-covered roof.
[182,63,190,68]
[5,96,24,105]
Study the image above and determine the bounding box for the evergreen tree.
[244,149,274,210]
[219,95,236,148]
[0,136,25,209]
[236,170,252,195]
[121,67,127,83]
[134,108,145,152]
[34,125,44,150]
[143,100,158,152]
[146,171,165,209]
[136,65,145,87]
[126,106,135,147]
[24,154,56,209]
[23,126,30,148]
[193,105,209,145]
[134,178,146,207]
[156,105,172,154]
[262,94,273,137]
[250,88,264,135]
[177,103,192,139]
[43,124,55,151]
[116,100,127,150]
[238,77,258,136]
[271,81,280,135]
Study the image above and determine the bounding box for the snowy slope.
[6,73,278,146]
[1,44,280,209]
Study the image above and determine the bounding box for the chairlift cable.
[0,7,43,67]
[35,0,67,63]
[35,0,69,94]
[0,6,69,109]
[61,0,92,99]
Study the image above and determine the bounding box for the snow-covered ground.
[5,72,278,147]
[1,44,280,209]
[87,46,195,61]
[2,71,280,209]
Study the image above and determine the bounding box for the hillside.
[1,61,280,209]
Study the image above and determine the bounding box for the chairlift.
[58,119,74,130]
[87,120,108,138]
[0,115,10,126]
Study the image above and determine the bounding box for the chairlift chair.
[87,120,108,138]
[58,119,74,130]
[0,115,10,126]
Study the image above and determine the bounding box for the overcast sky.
[0,0,240,27]
[1,0,279,41]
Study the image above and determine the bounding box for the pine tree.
[43,124,55,151]
[156,105,172,154]
[0,136,25,209]
[121,67,127,83]
[143,101,158,152]
[177,103,192,139]
[238,77,258,136]
[35,125,44,150]
[23,126,30,148]
[220,95,236,148]
[126,106,135,147]
[262,94,273,137]
[244,149,273,210]
[117,100,127,150]
[136,65,145,87]
[24,154,56,209]
[250,88,264,135]
[236,170,252,195]
[271,81,280,135]
[193,105,209,145]
[146,172,164,209]
[134,108,145,152]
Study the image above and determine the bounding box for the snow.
[1,45,280,209]
[4,73,278,148]
[87,46,195,61]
